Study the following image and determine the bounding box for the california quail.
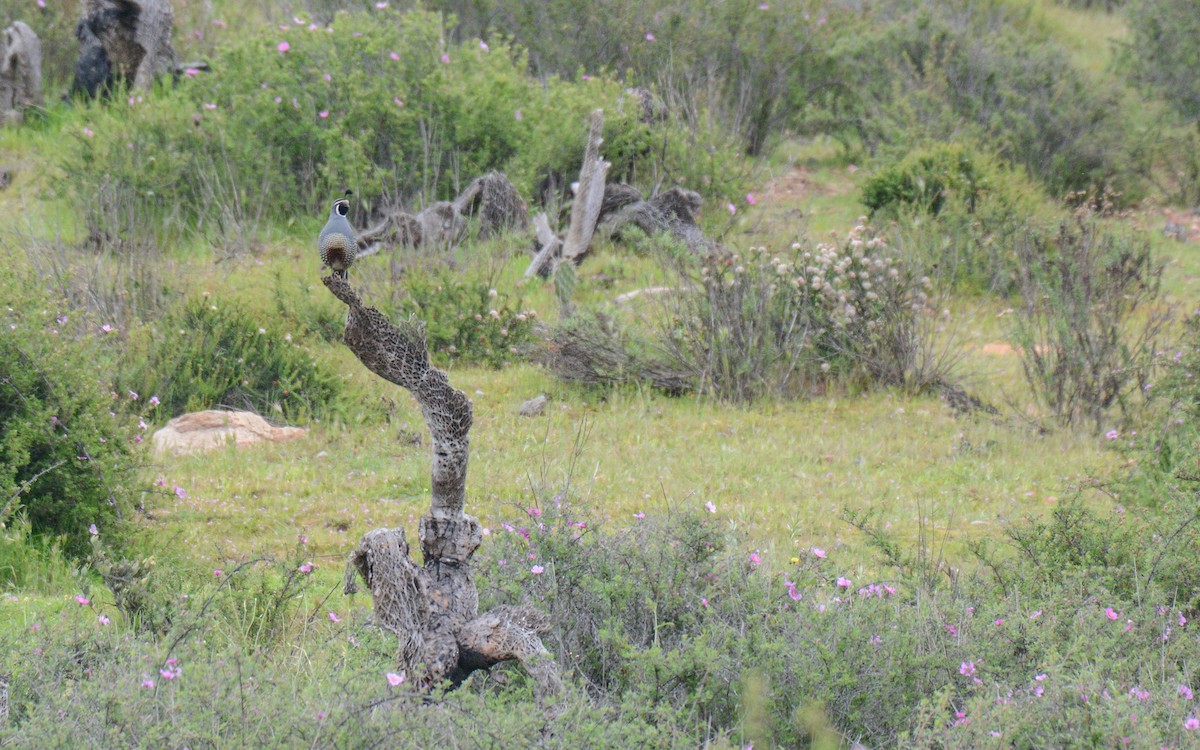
[319,191,357,279]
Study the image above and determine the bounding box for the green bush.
[865,143,1047,292]
[863,143,1001,218]
[1121,0,1200,125]
[835,1,1138,198]
[114,296,352,422]
[433,0,848,157]
[0,285,141,560]
[549,223,947,402]
[392,265,538,368]
[57,8,747,236]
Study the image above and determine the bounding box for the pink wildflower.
[1180,685,1194,701]
[386,672,404,686]
[811,547,827,559]
[530,565,544,575]
[213,569,223,577]
[1186,717,1200,731]
[1106,607,1118,620]
[299,562,313,574]
[149,395,160,407]
[278,41,290,53]
[389,52,400,61]
[89,524,98,536]
[328,612,341,623]
[142,679,155,688]
[128,390,138,400]
[98,615,110,625]
[959,661,976,677]
[704,501,717,513]
[174,486,186,499]
[440,54,450,64]
[75,595,89,606]
[836,577,851,588]
[633,512,646,519]
[745,193,757,205]
[318,111,329,119]
[748,552,761,567]
[727,203,737,215]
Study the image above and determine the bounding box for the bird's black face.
[334,199,350,217]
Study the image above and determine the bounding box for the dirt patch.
[759,163,854,206]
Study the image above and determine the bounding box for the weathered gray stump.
[325,276,562,706]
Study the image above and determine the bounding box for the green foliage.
[0,290,141,561]
[835,1,1138,197]
[865,143,1048,292]
[114,296,353,422]
[1009,215,1169,431]
[863,143,1001,218]
[550,223,947,402]
[393,265,538,368]
[434,0,846,157]
[1121,0,1200,125]
[55,8,746,237]
[1122,311,1200,504]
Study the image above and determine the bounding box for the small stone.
[518,394,549,417]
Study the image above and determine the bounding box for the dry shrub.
[547,223,957,403]
[1010,214,1170,431]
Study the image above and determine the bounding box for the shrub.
[1009,214,1170,431]
[1121,310,1200,504]
[862,143,1030,220]
[433,0,848,157]
[549,223,948,402]
[0,284,141,560]
[114,296,353,422]
[1121,0,1200,125]
[864,143,1047,292]
[56,8,747,236]
[835,1,1138,198]
[391,265,539,368]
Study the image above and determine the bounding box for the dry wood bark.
[524,110,610,279]
[356,172,526,254]
[324,275,562,706]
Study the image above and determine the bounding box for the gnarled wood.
[325,275,562,706]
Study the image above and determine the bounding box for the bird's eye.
[337,202,349,216]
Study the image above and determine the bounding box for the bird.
[319,190,357,279]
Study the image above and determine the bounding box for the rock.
[151,410,306,456]
[518,394,549,417]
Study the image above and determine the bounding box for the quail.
[319,191,357,279]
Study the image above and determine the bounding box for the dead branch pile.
[357,172,528,255]
[541,314,696,396]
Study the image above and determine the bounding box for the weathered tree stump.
[71,0,177,97]
[0,21,42,126]
[325,276,562,706]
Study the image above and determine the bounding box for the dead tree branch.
[323,275,562,708]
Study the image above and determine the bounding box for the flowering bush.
[679,222,943,401]
[114,296,354,423]
[0,280,142,560]
[393,266,538,368]
[57,7,746,237]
